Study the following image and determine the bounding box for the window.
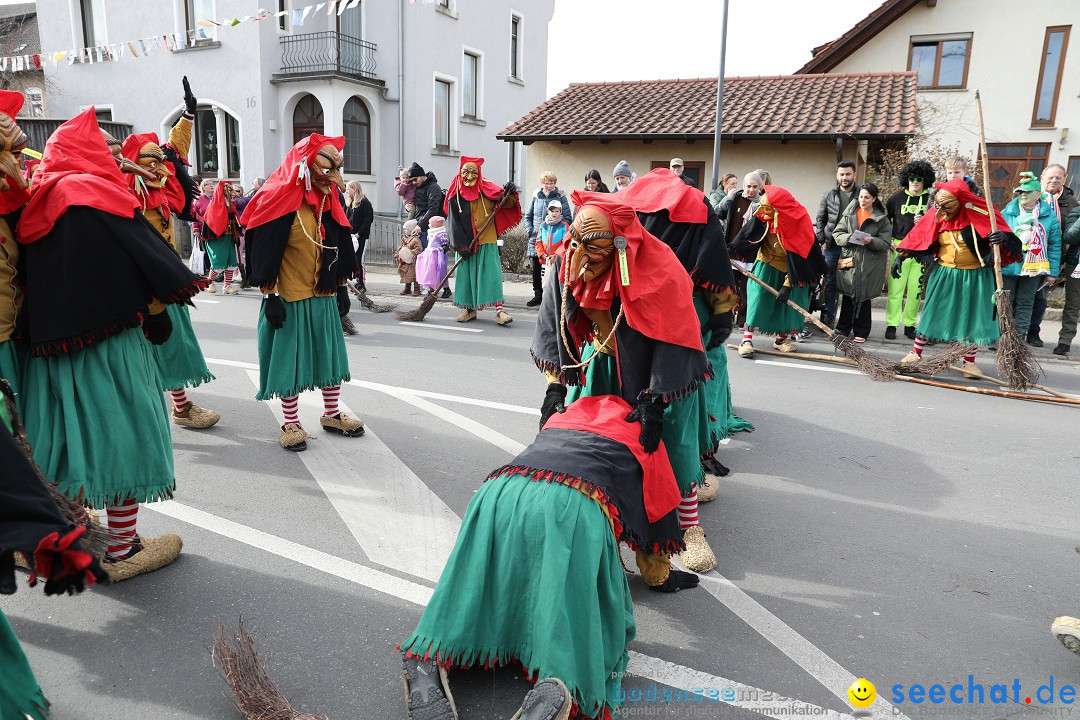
[463,52,479,118]
[80,0,106,47]
[190,107,240,177]
[343,98,371,174]
[983,143,1050,207]
[25,88,43,117]
[1033,26,1070,127]
[337,1,362,38]
[650,160,705,188]
[94,108,113,122]
[292,93,324,144]
[225,114,241,177]
[908,34,971,89]
[434,78,451,149]
[510,14,521,80]
[277,0,288,31]
[1067,156,1080,198]
[185,0,216,42]
[195,108,219,175]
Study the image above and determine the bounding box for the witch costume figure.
[619,168,754,496]
[897,178,1022,376]
[17,108,205,582]
[731,186,827,358]
[120,77,218,430]
[0,90,32,415]
[444,155,520,325]
[530,190,720,573]
[399,394,696,720]
[241,133,362,451]
[201,179,244,295]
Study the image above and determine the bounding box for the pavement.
[5,282,1080,720]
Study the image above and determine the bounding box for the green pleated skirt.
[256,295,351,401]
[149,304,214,392]
[401,472,633,720]
[0,612,48,720]
[0,338,28,418]
[745,261,810,336]
[21,327,175,507]
[205,234,238,270]
[565,345,702,497]
[453,243,504,310]
[694,296,753,453]
[915,264,1000,346]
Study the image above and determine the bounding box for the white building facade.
[36,0,553,211]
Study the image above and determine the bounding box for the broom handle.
[974,90,1005,291]
[435,187,514,291]
[730,261,834,336]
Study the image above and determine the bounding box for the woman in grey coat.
[832,183,893,341]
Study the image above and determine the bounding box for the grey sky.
[547,0,886,97]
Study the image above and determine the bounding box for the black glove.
[337,285,351,316]
[775,285,791,305]
[263,294,286,330]
[142,310,173,345]
[891,254,905,279]
[456,245,473,259]
[987,230,1006,245]
[538,382,567,431]
[625,398,667,454]
[182,76,197,115]
[704,311,734,350]
[502,181,516,196]
[648,569,700,593]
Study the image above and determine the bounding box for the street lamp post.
[709,0,730,192]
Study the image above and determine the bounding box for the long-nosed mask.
[310,145,345,194]
[0,111,27,192]
[934,189,960,222]
[137,141,170,188]
[567,206,616,285]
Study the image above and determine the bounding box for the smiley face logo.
[848,679,876,709]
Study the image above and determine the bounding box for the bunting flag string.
[0,0,437,73]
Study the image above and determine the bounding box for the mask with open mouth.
[567,206,616,285]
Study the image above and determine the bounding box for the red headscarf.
[204,178,235,237]
[616,168,708,224]
[0,90,30,214]
[443,155,520,237]
[564,191,703,352]
[239,134,349,230]
[759,186,816,258]
[543,394,681,523]
[900,178,1011,252]
[17,107,139,244]
[120,132,186,215]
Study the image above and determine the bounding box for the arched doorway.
[292,94,324,144]
[342,97,371,174]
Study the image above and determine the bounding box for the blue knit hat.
[613,160,632,179]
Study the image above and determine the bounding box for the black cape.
[729,216,828,287]
[636,197,736,293]
[246,210,358,293]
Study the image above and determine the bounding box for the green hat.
[1017,171,1041,193]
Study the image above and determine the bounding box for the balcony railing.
[279,31,377,81]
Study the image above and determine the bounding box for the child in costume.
[399,394,697,720]
[534,198,569,284]
[415,215,449,297]
[884,160,935,339]
[242,134,363,451]
[1001,171,1062,341]
[531,191,720,573]
[201,180,244,296]
[897,178,1022,376]
[397,219,423,295]
[445,156,521,325]
[731,187,827,357]
[120,77,219,430]
[18,108,203,581]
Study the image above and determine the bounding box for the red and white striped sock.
[495,301,504,314]
[964,349,977,363]
[281,396,299,425]
[677,490,700,530]
[169,389,191,414]
[912,336,927,357]
[222,268,234,287]
[106,499,139,560]
[742,328,753,343]
[777,333,788,341]
[207,270,219,282]
[322,386,341,417]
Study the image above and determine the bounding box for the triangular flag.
[32,54,41,68]
[314,4,326,15]
[327,1,336,15]
[301,5,313,21]
[347,0,361,9]
[97,47,104,62]
[52,50,67,63]
[0,58,8,72]
[337,0,348,15]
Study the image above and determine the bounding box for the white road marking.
[755,359,861,376]
[386,391,527,456]
[245,370,460,583]
[194,299,221,304]
[398,321,484,333]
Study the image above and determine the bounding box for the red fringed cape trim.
[688,270,738,296]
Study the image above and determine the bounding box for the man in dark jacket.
[720,172,763,328]
[814,161,859,327]
[408,162,443,249]
[1054,197,1080,355]
[1030,164,1076,347]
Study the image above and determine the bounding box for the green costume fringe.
[453,243,505,310]
[149,303,215,392]
[256,295,351,401]
[914,264,1000,346]
[745,260,810,336]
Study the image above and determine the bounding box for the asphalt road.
[5,282,1080,720]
